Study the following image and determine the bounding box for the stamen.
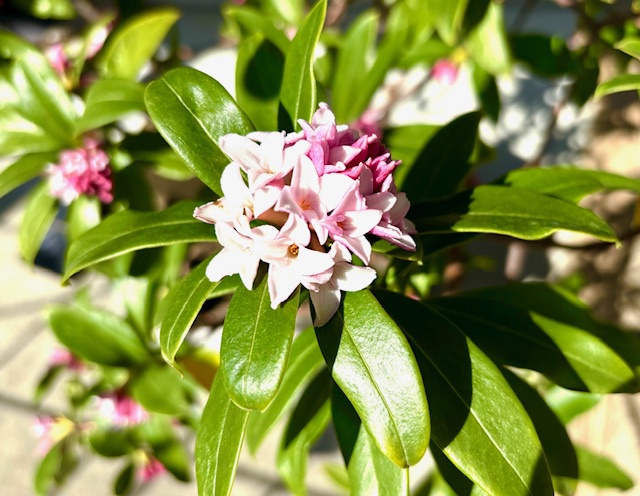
[288,244,300,257]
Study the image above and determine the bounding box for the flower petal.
[310,283,341,327]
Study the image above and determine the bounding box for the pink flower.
[47,139,113,205]
[49,348,84,372]
[32,416,74,455]
[431,59,459,85]
[138,456,166,483]
[45,43,69,76]
[98,393,149,427]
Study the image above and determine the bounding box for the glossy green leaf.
[544,386,600,425]
[49,304,149,366]
[574,445,633,490]
[0,152,56,200]
[425,0,468,45]
[63,201,214,281]
[158,256,219,367]
[196,371,250,496]
[145,67,255,196]
[498,167,640,203]
[264,0,304,25]
[596,74,640,98]
[465,2,510,75]
[77,79,145,133]
[236,34,285,131]
[615,36,640,60]
[315,289,429,467]
[376,291,554,496]
[246,326,325,453]
[19,181,57,265]
[277,369,332,494]
[430,444,477,496]
[279,0,326,130]
[385,125,440,187]
[12,0,75,19]
[402,112,481,202]
[221,272,299,411]
[153,437,192,482]
[438,283,640,392]
[371,238,423,261]
[97,7,179,80]
[502,370,578,483]
[66,195,101,243]
[88,429,135,457]
[430,295,638,393]
[409,185,617,242]
[510,34,575,78]
[332,11,379,123]
[130,364,192,416]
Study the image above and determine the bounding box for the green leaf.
[315,289,429,467]
[279,0,327,130]
[425,0,468,45]
[615,36,640,60]
[430,293,639,393]
[97,7,180,80]
[385,125,440,187]
[236,34,285,131]
[371,238,423,261]
[130,364,193,416]
[498,167,640,203]
[77,79,146,133]
[66,195,101,243]
[145,67,255,196]
[114,463,135,496]
[510,34,575,78]
[409,185,617,243]
[63,201,214,281]
[544,386,600,425]
[574,445,633,490]
[376,291,554,496]
[35,440,64,496]
[246,326,325,453]
[153,437,192,482]
[19,181,57,265]
[0,152,56,200]
[465,2,510,75]
[224,5,291,54]
[157,256,220,367]
[221,271,299,411]
[436,283,640,392]
[596,73,640,98]
[49,304,149,366]
[277,369,332,494]
[331,11,379,123]
[12,0,76,19]
[88,429,135,457]
[501,370,578,482]
[402,112,481,202]
[196,371,250,496]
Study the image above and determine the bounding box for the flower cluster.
[194,103,415,326]
[46,139,114,205]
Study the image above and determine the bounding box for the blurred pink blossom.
[49,348,84,371]
[46,139,113,205]
[45,43,70,76]
[431,59,459,85]
[98,393,149,427]
[32,416,74,455]
[138,456,167,482]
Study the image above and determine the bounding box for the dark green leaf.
[49,304,149,366]
[385,125,440,187]
[315,289,429,467]
[277,369,332,494]
[154,437,192,482]
[114,463,135,496]
[158,256,220,367]
[0,152,56,200]
[425,0,468,45]
[89,429,135,457]
[19,181,57,265]
[221,271,299,411]
[196,371,250,496]
[246,326,325,453]
[63,201,214,281]
[371,238,423,261]
[279,0,327,130]
[236,34,285,131]
[224,5,291,54]
[402,112,481,202]
[130,364,193,416]
[35,440,64,496]
[409,185,617,243]
[376,291,554,496]
[12,0,76,19]
[510,34,576,78]
[430,294,638,393]
[145,67,255,196]
[615,36,640,60]
[574,445,633,490]
[77,79,146,133]
[97,7,180,80]
[331,11,379,123]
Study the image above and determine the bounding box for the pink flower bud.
[45,43,70,76]
[431,59,459,85]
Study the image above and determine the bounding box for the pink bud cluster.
[194,103,416,326]
[97,392,149,427]
[46,139,113,205]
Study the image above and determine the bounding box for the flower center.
[299,199,311,211]
[288,244,299,257]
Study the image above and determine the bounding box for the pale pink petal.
[219,134,262,173]
[310,283,341,327]
[206,248,254,286]
[268,263,303,308]
[342,209,383,237]
[333,263,377,292]
[319,174,354,211]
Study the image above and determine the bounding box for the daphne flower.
[138,456,167,483]
[431,59,459,85]
[32,416,74,455]
[46,139,113,205]
[45,43,69,76]
[98,393,149,427]
[49,348,84,372]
